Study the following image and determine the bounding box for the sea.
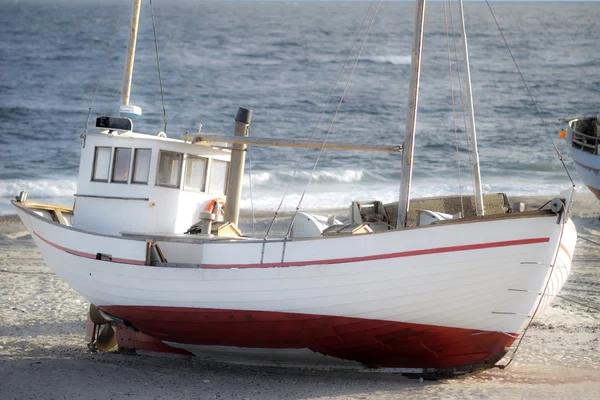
[1,0,599,215]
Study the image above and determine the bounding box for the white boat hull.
[13,201,575,371]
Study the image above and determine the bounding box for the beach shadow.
[0,355,445,400]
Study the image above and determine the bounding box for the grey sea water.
[0,0,599,214]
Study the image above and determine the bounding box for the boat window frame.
[111,147,132,184]
[156,150,183,189]
[207,159,230,196]
[131,148,152,185]
[91,146,112,182]
[183,155,209,193]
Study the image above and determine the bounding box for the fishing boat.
[563,116,600,199]
[12,0,576,377]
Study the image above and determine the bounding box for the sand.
[1,195,600,399]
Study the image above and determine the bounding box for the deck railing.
[571,119,599,155]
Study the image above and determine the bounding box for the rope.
[284,0,383,238]
[152,1,204,131]
[578,235,600,247]
[446,1,478,199]
[150,0,167,133]
[485,0,575,186]
[496,219,566,370]
[84,0,127,133]
[557,295,600,313]
[443,0,465,217]
[263,0,379,238]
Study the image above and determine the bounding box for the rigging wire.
[152,1,204,131]
[447,0,478,200]
[485,0,575,185]
[578,235,600,247]
[84,0,127,134]
[557,294,600,313]
[284,0,383,238]
[263,0,380,238]
[496,223,566,370]
[150,0,168,133]
[443,0,465,217]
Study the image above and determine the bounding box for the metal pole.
[224,107,252,226]
[458,0,485,216]
[397,0,426,229]
[120,0,141,107]
[195,134,403,153]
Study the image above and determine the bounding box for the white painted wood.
[398,0,427,228]
[74,133,232,235]
[15,202,575,336]
[458,0,485,216]
[121,0,142,107]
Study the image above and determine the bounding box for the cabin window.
[111,148,132,183]
[92,147,111,182]
[132,149,152,184]
[183,156,208,192]
[156,151,183,188]
[208,159,229,195]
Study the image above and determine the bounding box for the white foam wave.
[361,55,411,65]
[305,169,364,183]
[243,171,272,186]
[243,169,365,187]
[238,178,582,213]
[0,178,77,199]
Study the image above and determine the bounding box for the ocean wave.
[0,179,77,199]
[360,55,411,65]
[243,169,366,187]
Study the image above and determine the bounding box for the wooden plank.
[19,200,73,214]
[145,240,152,266]
[53,210,69,225]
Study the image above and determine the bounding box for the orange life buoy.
[205,197,226,215]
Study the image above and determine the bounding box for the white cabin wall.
[146,186,213,233]
[74,196,150,235]
[73,132,231,235]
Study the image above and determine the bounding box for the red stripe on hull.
[34,232,145,265]
[203,237,549,269]
[101,306,516,369]
[34,231,548,270]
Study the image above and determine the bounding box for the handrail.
[572,128,599,142]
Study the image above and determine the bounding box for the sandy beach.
[1,195,600,399]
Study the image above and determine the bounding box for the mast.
[397,0,426,229]
[121,0,142,107]
[458,0,485,216]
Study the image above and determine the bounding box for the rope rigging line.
[284,0,383,238]
[557,295,600,313]
[443,0,465,217]
[263,0,380,238]
[495,222,566,370]
[150,0,168,133]
[578,235,600,247]
[485,0,575,186]
[152,1,205,132]
[447,0,478,200]
[84,0,127,134]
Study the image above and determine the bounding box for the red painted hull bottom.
[101,306,515,370]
